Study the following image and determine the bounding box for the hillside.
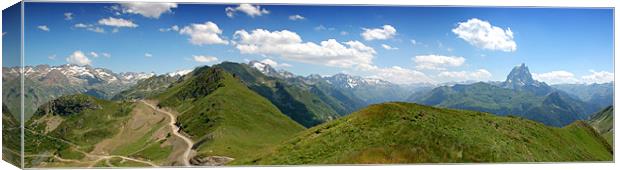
[213,62,347,127]
[588,106,614,144]
[238,102,612,164]
[154,66,306,165]
[2,103,21,167]
[24,94,135,167]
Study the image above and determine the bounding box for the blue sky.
[7,2,614,84]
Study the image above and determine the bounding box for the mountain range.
[2,64,155,120]
[3,61,614,167]
[411,63,606,127]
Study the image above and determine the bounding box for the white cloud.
[581,70,613,84]
[288,15,305,21]
[66,51,92,66]
[410,39,417,45]
[37,25,50,32]
[532,71,579,85]
[452,18,516,52]
[64,12,73,20]
[179,22,229,45]
[74,23,106,33]
[145,53,153,57]
[225,4,269,18]
[159,25,179,32]
[119,2,177,19]
[102,53,111,58]
[48,55,57,60]
[413,55,466,70]
[314,25,335,31]
[532,70,613,84]
[365,66,434,84]
[340,31,349,36]
[193,55,218,63]
[381,44,398,50]
[260,58,292,68]
[98,17,138,28]
[361,25,396,41]
[233,29,376,68]
[89,52,99,58]
[438,69,492,80]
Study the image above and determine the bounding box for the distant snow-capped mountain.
[4,64,155,86]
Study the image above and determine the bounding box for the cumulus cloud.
[532,71,579,85]
[438,69,492,80]
[64,12,73,20]
[179,22,229,45]
[381,44,398,50]
[233,29,376,68]
[119,2,177,19]
[452,18,516,52]
[145,53,153,58]
[37,25,50,32]
[48,55,57,60]
[288,15,305,21]
[413,55,466,70]
[260,58,292,68]
[581,70,613,84]
[365,66,434,84]
[98,17,138,28]
[66,51,92,66]
[361,25,396,41]
[226,4,269,18]
[193,55,218,63]
[102,53,111,58]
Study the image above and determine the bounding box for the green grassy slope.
[2,103,21,167]
[588,106,614,145]
[238,102,612,164]
[154,66,305,160]
[213,62,343,127]
[24,94,135,167]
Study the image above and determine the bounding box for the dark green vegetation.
[214,62,358,127]
[2,103,21,167]
[588,106,614,145]
[154,66,305,160]
[413,64,599,127]
[113,74,181,100]
[238,102,612,165]
[24,94,134,167]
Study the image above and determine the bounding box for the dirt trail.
[141,100,194,167]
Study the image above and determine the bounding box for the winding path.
[141,100,194,166]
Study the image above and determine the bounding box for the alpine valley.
[2,61,614,167]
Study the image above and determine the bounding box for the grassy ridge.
[238,102,612,164]
[155,66,305,160]
[214,62,343,127]
[588,106,614,145]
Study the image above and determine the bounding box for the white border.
[1,0,618,170]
